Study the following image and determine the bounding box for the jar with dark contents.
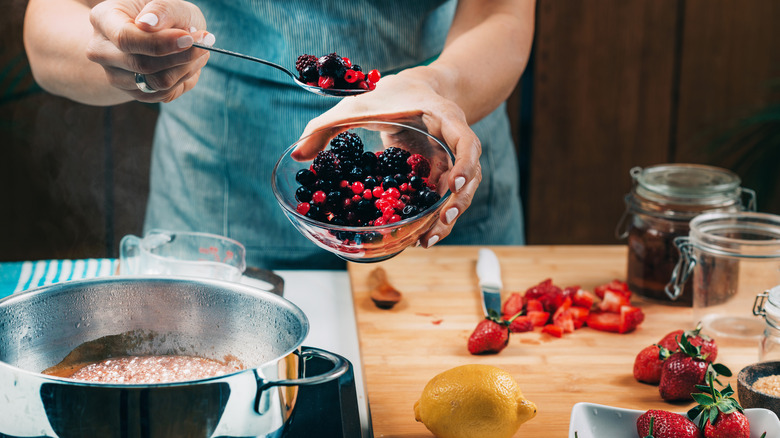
[616,164,755,306]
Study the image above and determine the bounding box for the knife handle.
[477,248,503,289]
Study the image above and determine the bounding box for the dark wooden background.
[2,0,778,261]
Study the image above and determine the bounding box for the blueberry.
[296,169,317,186]
[363,176,377,190]
[347,166,366,182]
[296,186,313,203]
[401,204,420,218]
[382,176,398,189]
[394,173,408,185]
[409,175,425,190]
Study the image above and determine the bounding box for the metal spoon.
[192,42,367,97]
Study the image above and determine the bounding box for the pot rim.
[0,276,309,388]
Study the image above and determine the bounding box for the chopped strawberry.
[620,305,645,333]
[594,279,631,299]
[527,310,550,327]
[501,292,524,320]
[523,278,565,313]
[586,306,644,334]
[599,289,632,313]
[525,299,544,313]
[552,297,572,321]
[586,311,621,333]
[553,311,575,333]
[508,315,534,333]
[568,306,590,329]
[542,324,564,338]
[570,287,596,309]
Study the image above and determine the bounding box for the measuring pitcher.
[119,230,246,282]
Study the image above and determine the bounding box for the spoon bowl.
[193,43,368,97]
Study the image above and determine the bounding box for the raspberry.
[407,154,431,177]
[377,147,411,177]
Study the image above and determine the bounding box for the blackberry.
[377,147,411,176]
[317,53,347,79]
[330,132,364,161]
[346,166,366,182]
[295,54,319,83]
[312,151,339,180]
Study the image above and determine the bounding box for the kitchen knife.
[476,248,503,318]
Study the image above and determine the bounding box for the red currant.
[312,190,327,204]
[374,217,386,226]
[355,71,365,81]
[372,186,384,198]
[363,189,373,200]
[344,69,358,84]
[342,57,352,67]
[389,214,401,223]
[339,180,350,188]
[367,69,381,83]
[382,187,401,199]
[351,181,364,194]
[296,202,311,215]
[351,194,362,203]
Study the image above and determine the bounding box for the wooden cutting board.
[347,245,762,437]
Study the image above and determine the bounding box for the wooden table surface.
[347,245,764,438]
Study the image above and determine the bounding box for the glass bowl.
[272,120,455,263]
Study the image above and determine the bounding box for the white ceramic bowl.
[568,402,779,438]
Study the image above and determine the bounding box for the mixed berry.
[293,131,441,244]
[295,53,381,91]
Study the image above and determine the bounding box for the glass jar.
[668,212,780,339]
[754,285,780,361]
[616,164,755,306]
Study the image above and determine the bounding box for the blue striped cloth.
[0,259,118,300]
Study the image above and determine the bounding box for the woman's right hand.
[86,0,213,103]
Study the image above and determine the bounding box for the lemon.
[414,364,537,438]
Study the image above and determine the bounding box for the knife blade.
[476,248,503,318]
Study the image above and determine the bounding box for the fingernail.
[427,235,439,247]
[414,239,421,247]
[137,13,159,27]
[177,35,193,48]
[202,32,216,47]
[189,26,197,33]
[445,207,458,224]
[454,176,466,192]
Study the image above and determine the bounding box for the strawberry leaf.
[692,393,714,405]
[687,405,704,421]
[711,363,732,377]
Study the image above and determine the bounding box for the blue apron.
[145,0,524,269]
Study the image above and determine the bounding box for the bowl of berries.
[272,120,455,263]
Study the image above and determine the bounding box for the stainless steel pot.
[0,277,348,437]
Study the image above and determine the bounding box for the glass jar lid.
[633,163,742,207]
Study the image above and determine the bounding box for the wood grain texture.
[528,1,679,244]
[348,246,762,437]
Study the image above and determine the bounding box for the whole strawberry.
[688,374,750,438]
[467,313,510,355]
[658,336,731,402]
[633,344,671,384]
[658,323,718,362]
[636,409,702,438]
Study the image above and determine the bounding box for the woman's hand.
[85,0,212,103]
[294,67,482,248]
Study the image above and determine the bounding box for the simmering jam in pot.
[43,355,244,384]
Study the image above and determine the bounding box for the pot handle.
[664,236,695,301]
[119,234,142,275]
[254,347,349,412]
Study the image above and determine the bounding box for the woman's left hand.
[293,67,481,248]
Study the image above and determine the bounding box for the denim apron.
[145,0,524,270]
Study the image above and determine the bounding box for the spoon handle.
[192,42,295,79]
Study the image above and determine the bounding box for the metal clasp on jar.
[754,290,770,317]
[664,236,695,301]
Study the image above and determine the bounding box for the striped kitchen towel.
[0,259,118,300]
